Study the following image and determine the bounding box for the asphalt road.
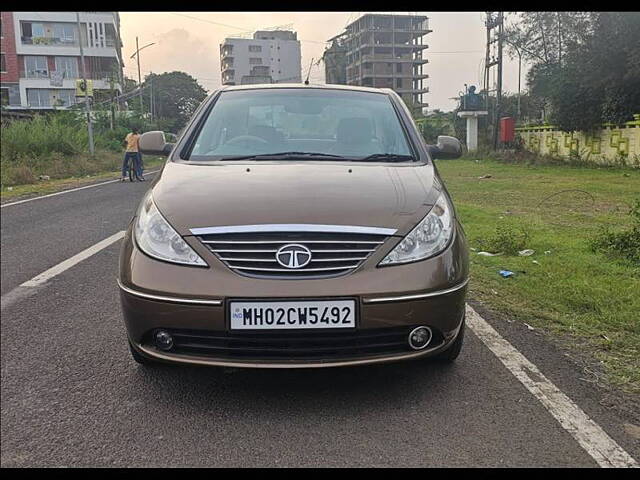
[1,176,638,467]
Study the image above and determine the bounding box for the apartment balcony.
[357,54,429,64]
[395,87,429,94]
[361,72,429,80]
[19,70,121,92]
[20,70,119,82]
[346,43,428,56]
[21,36,117,48]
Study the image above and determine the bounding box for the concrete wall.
[516,115,640,167]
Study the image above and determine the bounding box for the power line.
[168,12,327,45]
[171,13,253,32]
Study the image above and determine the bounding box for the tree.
[506,12,640,132]
[141,71,208,132]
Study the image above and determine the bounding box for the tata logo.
[275,244,312,269]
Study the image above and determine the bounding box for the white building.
[1,11,123,110]
[220,30,301,86]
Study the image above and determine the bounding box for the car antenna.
[304,57,314,85]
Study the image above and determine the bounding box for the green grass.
[1,156,165,202]
[437,158,640,392]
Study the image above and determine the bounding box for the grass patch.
[1,156,165,201]
[590,200,640,264]
[437,158,640,392]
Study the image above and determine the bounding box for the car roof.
[219,83,394,96]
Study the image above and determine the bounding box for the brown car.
[118,84,469,368]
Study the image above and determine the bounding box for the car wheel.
[433,319,465,363]
[129,341,156,366]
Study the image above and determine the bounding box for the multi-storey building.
[220,30,301,86]
[331,14,431,109]
[0,11,123,110]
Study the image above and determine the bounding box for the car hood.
[152,161,441,237]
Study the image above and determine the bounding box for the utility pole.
[484,11,504,150]
[136,36,143,115]
[149,74,154,121]
[76,11,94,156]
[494,12,504,150]
[130,38,155,117]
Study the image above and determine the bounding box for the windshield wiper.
[221,151,345,161]
[354,153,416,162]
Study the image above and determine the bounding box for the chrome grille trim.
[193,225,392,278]
[200,239,386,245]
[190,224,397,236]
[229,265,362,273]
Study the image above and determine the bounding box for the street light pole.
[130,38,155,117]
[136,36,143,114]
[76,11,94,156]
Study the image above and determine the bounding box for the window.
[248,45,262,52]
[27,89,51,107]
[189,89,413,160]
[249,57,262,65]
[25,56,48,78]
[53,24,76,43]
[396,78,402,88]
[55,57,78,79]
[22,22,45,39]
[1,88,9,106]
[0,54,6,73]
[53,89,76,107]
[396,63,402,73]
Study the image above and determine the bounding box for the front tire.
[433,319,465,363]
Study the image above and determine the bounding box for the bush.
[590,199,640,265]
[1,111,169,186]
[477,221,531,255]
[1,114,87,162]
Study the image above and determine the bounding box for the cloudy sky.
[119,11,526,111]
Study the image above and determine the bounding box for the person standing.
[121,127,144,182]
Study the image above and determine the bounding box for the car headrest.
[249,124,285,143]
[336,117,373,144]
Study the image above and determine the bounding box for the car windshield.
[187,88,415,161]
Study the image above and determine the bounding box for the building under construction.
[329,14,431,109]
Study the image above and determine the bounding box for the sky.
[119,11,527,112]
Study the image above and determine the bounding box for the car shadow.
[128,357,463,415]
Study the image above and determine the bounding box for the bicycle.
[125,154,144,182]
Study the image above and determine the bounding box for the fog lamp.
[408,326,432,350]
[154,330,174,351]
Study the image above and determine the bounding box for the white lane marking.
[0,286,39,311]
[20,231,125,288]
[466,304,638,468]
[1,169,161,209]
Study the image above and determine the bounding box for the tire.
[433,319,465,363]
[128,165,135,182]
[129,341,156,366]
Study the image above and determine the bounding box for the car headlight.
[379,193,454,266]
[134,192,208,267]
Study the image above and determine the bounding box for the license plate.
[229,300,356,330]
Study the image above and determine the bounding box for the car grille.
[148,327,443,361]
[194,231,390,278]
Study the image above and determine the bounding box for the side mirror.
[138,131,175,156]
[427,135,463,160]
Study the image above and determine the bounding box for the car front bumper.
[119,221,469,368]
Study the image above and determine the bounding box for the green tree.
[141,71,208,132]
[505,12,640,131]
